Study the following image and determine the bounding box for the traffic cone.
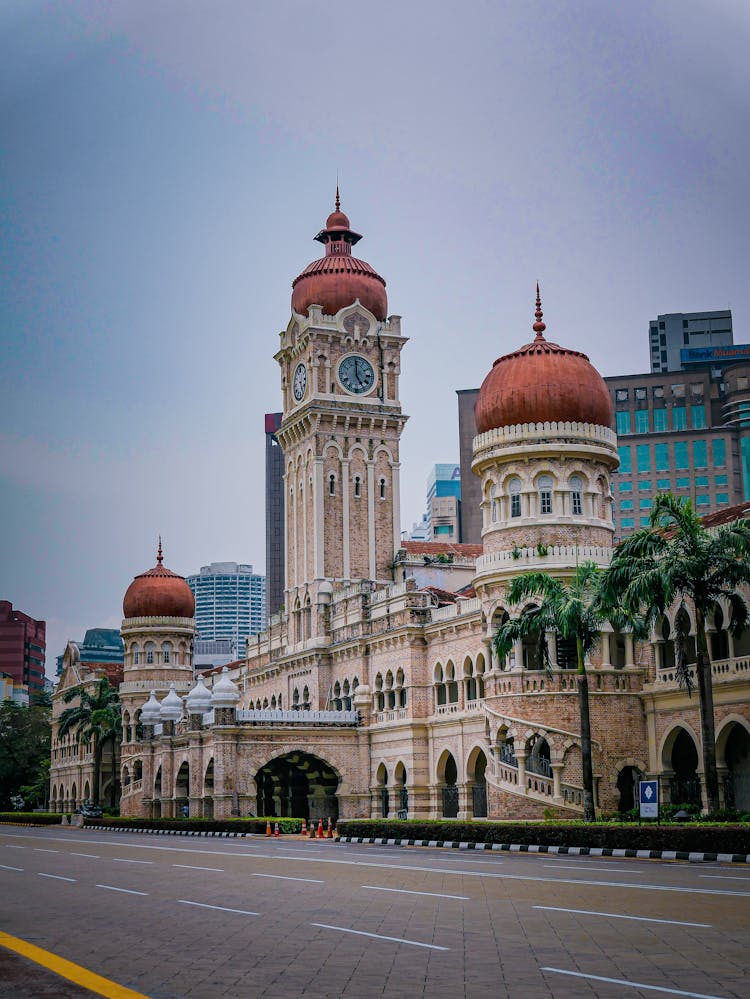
[274,821,280,838]
[301,818,307,836]
[266,819,271,837]
[326,817,333,839]
[317,818,324,839]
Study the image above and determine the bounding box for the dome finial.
[335,180,340,213]
[157,536,163,565]
[533,281,546,338]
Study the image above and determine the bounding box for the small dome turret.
[185,674,212,715]
[140,690,162,724]
[160,683,184,722]
[211,667,240,709]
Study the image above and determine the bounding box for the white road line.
[251,873,324,884]
[178,900,260,916]
[0,864,23,872]
[112,858,153,864]
[312,922,449,951]
[34,848,59,853]
[95,884,148,896]
[542,967,725,998]
[700,874,750,882]
[534,905,712,928]
[71,853,99,859]
[173,864,225,872]
[362,885,469,900]
[544,863,643,873]
[5,845,25,849]
[38,873,76,882]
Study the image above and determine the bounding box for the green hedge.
[337,819,750,855]
[85,816,306,835]
[0,812,62,825]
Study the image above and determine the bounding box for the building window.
[615,389,629,402]
[653,409,668,432]
[695,475,709,487]
[619,481,632,492]
[570,476,583,516]
[635,410,650,434]
[618,446,632,474]
[696,495,710,506]
[715,475,728,486]
[716,493,730,505]
[713,439,726,467]
[655,443,669,471]
[616,411,631,435]
[538,475,553,515]
[354,476,361,498]
[691,404,707,430]
[657,478,671,490]
[145,642,154,664]
[640,516,650,526]
[620,499,633,510]
[329,474,336,496]
[674,442,689,470]
[676,476,690,489]
[673,406,687,431]
[636,445,651,474]
[640,497,652,509]
[379,478,386,500]
[621,517,635,528]
[509,477,521,518]
[639,480,652,490]
[490,484,498,523]
[693,440,708,469]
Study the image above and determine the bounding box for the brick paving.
[0,828,748,998]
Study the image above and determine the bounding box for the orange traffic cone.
[266,820,272,837]
[301,818,307,836]
[317,818,324,839]
[326,817,333,839]
[274,821,280,838]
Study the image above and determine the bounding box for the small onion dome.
[185,674,212,715]
[475,286,613,433]
[160,683,184,722]
[211,666,240,709]
[123,540,195,620]
[140,690,162,724]
[291,191,387,321]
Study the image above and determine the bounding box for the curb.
[335,835,750,864]
[86,826,250,838]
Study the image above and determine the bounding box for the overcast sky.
[2,0,749,673]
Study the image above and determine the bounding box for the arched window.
[132,643,140,666]
[538,475,553,515]
[434,664,446,707]
[570,475,583,516]
[509,477,522,518]
[270,695,277,709]
[161,641,172,664]
[333,681,342,711]
[379,477,386,500]
[446,661,459,703]
[329,473,336,496]
[385,670,396,709]
[293,687,300,710]
[396,668,406,708]
[374,674,385,712]
[354,475,361,498]
[342,679,351,711]
[302,685,310,710]
[490,484,498,523]
[145,641,155,664]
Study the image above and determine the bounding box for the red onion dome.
[291,189,387,321]
[123,541,195,619]
[475,287,613,433]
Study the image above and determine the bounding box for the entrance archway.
[175,762,190,816]
[616,766,641,812]
[722,723,750,811]
[438,751,459,818]
[255,752,340,821]
[668,728,701,807]
[468,748,488,817]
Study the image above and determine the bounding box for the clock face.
[338,355,375,395]
[293,363,307,402]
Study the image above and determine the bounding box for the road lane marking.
[312,922,449,951]
[178,900,260,916]
[34,848,59,853]
[544,863,643,873]
[534,906,711,928]
[251,873,324,884]
[362,885,469,900]
[0,864,23,872]
[700,874,750,882]
[5,844,25,849]
[38,873,76,882]
[542,967,725,998]
[112,858,153,865]
[173,864,225,872]
[0,929,151,999]
[95,885,148,896]
[71,853,100,858]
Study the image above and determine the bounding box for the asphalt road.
[1,826,749,998]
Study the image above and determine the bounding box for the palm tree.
[602,493,750,814]
[58,676,122,808]
[494,561,640,822]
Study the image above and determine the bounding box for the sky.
[1,0,749,674]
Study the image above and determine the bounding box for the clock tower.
[275,194,408,625]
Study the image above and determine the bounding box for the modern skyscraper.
[186,563,266,655]
[55,628,124,677]
[421,464,461,541]
[264,412,285,617]
[0,600,46,694]
[648,310,733,373]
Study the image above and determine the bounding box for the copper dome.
[123,542,195,620]
[475,288,613,433]
[291,191,387,321]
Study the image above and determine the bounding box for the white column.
[313,458,325,578]
[342,459,351,579]
[600,631,612,668]
[367,460,376,579]
[391,461,402,556]
[302,474,308,585]
[625,633,635,667]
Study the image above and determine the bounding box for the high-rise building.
[55,627,124,677]
[423,464,461,541]
[186,562,266,654]
[265,412,285,617]
[649,310,733,373]
[0,600,46,694]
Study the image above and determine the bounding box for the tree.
[58,677,122,807]
[602,493,750,813]
[494,561,641,822]
[0,696,51,810]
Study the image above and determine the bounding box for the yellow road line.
[0,930,150,998]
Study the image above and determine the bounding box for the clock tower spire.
[275,194,408,641]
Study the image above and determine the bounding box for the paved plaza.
[1,827,749,998]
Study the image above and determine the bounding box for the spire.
[533,282,546,338]
[335,181,340,213]
[157,536,163,566]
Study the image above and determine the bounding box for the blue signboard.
[639,779,659,819]
[681,344,750,365]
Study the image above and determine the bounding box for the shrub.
[85,816,306,835]
[0,812,62,825]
